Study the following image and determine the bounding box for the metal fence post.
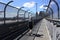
[17,7,24,22]
[4,1,13,24]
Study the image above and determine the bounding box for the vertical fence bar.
[24,11,26,20]
[48,0,59,19]
[53,0,59,19]
[4,1,13,24]
[17,7,24,22]
[49,7,53,19]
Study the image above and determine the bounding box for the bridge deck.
[17,19,52,40]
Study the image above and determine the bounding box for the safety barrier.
[0,2,43,40]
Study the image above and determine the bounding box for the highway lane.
[0,19,28,24]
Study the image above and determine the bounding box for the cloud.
[40,4,47,9]
[50,2,55,5]
[38,11,40,15]
[40,5,44,8]
[23,1,35,8]
[44,7,47,9]
[16,7,20,9]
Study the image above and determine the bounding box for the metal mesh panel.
[0,2,5,18]
[19,10,25,18]
[6,6,18,18]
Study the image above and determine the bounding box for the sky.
[0,0,60,18]
[0,0,49,12]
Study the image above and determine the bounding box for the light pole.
[17,7,24,22]
[4,1,13,24]
[35,3,38,20]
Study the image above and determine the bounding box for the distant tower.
[36,12,39,17]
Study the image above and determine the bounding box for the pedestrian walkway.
[15,19,52,40]
[34,19,51,40]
